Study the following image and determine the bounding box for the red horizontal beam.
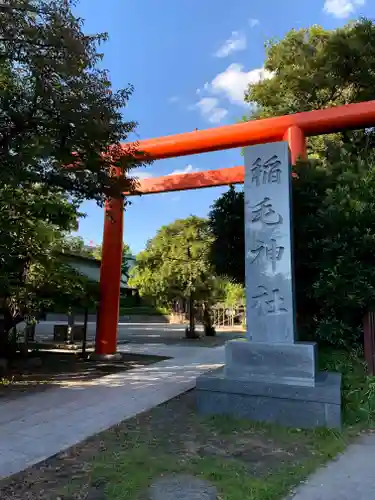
[127,166,245,196]
[123,100,375,160]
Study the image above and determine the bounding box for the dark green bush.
[293,154,375,348]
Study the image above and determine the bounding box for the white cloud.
[214,31,247,58]
[168,96,179,103]
[208,108,229,123]
[169,164,199,176]
[195,97,228,123]
[208,63,274,105]
[192,64,272,122]
[323,0,365,18]
[196,82,210,95]
[249,18,260,27]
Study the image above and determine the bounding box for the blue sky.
[73,0,373,254]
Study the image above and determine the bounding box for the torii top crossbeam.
[94,100,375,358]
[124,100,375,161]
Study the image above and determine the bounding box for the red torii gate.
[94,100,375,357]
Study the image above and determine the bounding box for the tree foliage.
[210,18,375,347]
[0,223,100,359]
[246,19,375,114]
[129,217,217,307]
[0,183,81,341]
[0,0,148,349]
[61,236,96,258]
[245,18,375,159]
[220,280,245,308]
[0,0,146,202]
[208,185,245,284]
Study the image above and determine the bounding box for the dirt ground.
[0,351,168,401]
[0,390,344,500]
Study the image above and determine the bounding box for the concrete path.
[2,341,375,500]
[0,344,225,480]
[32,321,243,346]
[34,321,195,343]
[288,433,375,500]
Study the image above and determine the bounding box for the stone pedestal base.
[196,340,342,429]
[225,340,317,386]
[196,368,341,429]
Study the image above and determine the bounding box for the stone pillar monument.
[196,142,342,429]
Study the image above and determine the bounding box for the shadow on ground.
[0,351,168,401]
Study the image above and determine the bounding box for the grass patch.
[319,347,375,428]
[87,419,347,500]
[0,348,374,500]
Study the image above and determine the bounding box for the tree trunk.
[185,292,199,339]
[0,306,18,360]
[203,303,216,337]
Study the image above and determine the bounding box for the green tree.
[209,18,375,347]
[121,243,134,280]
[208,186,245,284]
[221,280,245,308]
[129,217,213,304]
[61,236,95,258]
[245,19,375,158]
[129,216,218,336]
[0,0,145,202]
[0,184,81,345]
[0,0,148,352]
[0,217,100,358]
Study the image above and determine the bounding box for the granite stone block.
[244,142,296,344]
[196,367,342,429]
[199,367,341,404]
[225,340,317,387]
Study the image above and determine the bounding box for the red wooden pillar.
[95,169,124,357]
[363,312,375,375]
[283,125,307,162]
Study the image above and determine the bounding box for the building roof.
[58,252,136,290]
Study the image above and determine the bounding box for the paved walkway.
[1,343,375,500]
[288,432,375,500]
[0,344,225,479]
